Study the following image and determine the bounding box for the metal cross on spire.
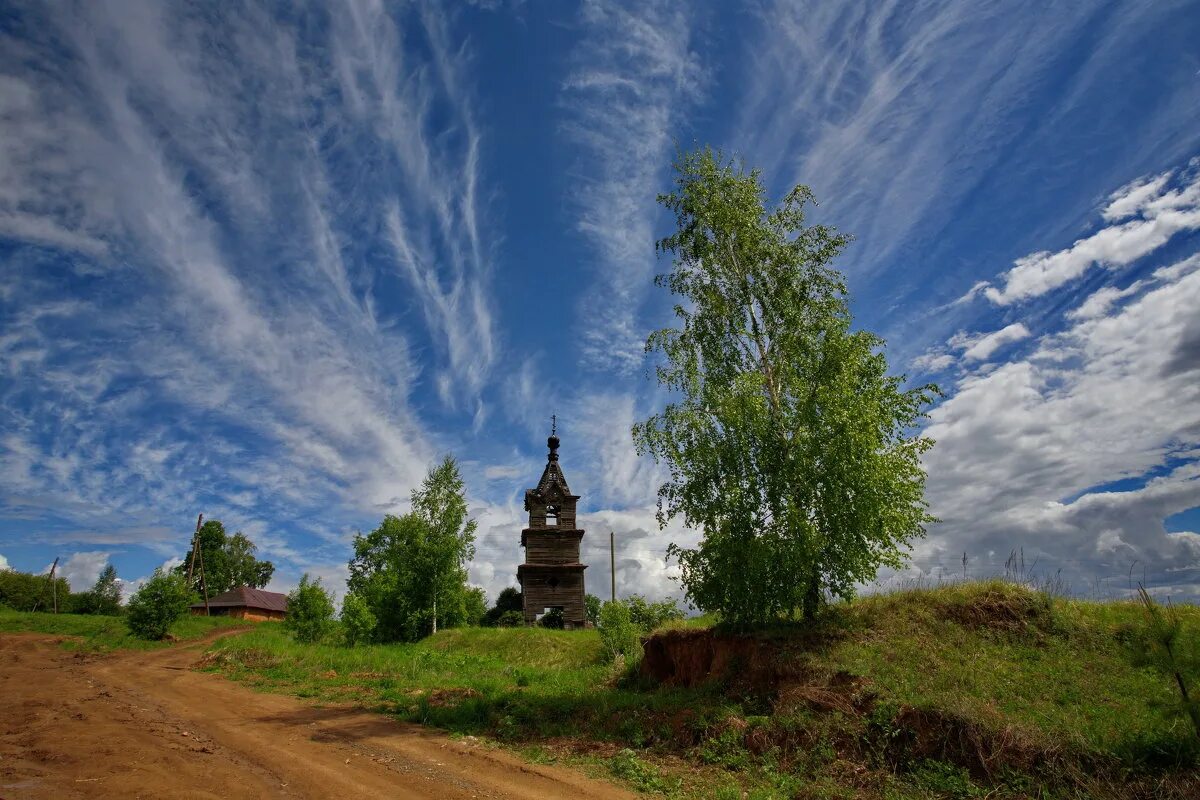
[551,413,556,436]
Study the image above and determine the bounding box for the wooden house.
[190,586,288,621]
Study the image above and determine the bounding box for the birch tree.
[633,147,938,625]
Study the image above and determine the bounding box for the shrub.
[539,608,564,629]
[483,587,523,626]
[625,594,684,631]
[126,570,194,640]
[585,593,602,626]
[1133,586,1200,741]
[497,610,524,627]
[341,591,377,646]
[598,600,641,663]
[285,574,335,644]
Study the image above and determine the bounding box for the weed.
[609,748,681,795]
[905,759,986,799]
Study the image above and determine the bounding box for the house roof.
[190,586,288,612]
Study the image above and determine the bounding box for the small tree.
[126,570,193,640]
[496,610,524,627]
[625,594,684,631]
[284,574,335,644]
[539,608,565,629]
[1134,586,1200,740]
[634,147,938,625]
[411,456,478,634]
[348,457,477,642]
[89,564,123,615]
[597,600,641,663]
[585,593,602,627]
[483,587,524,627]
[340,592,377,646]
[463,586,488,626]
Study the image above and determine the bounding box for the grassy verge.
[198,581,1199,799]
[0,607,249,651]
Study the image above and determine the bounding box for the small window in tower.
[546,505,559,526]
[548,577,560,589]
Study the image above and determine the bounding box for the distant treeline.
[0,564,122,615]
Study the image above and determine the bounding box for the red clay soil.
[0,633,636,799]
[639,628,789,689]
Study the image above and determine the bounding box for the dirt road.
[0,633,635,799]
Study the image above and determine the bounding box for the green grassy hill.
[195,581,1200,799]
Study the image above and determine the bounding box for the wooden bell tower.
[518,420,587,628]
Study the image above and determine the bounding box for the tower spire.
[547,414,560,462]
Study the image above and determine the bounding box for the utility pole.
[49,557,59,614]
[196,534,211,616]
[186,513,204,586]
[610,531,616,602]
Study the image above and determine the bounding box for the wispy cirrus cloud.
[0,1,494,572]
[562,0,705,373]
[732,0,1200,368]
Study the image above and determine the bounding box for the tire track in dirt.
[0,633,634,799]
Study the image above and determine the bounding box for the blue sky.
[2,0,1199,604]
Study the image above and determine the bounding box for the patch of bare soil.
[0,633,635,799]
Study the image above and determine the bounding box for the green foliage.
[340,592,377,646]
[484,587,524,626]
[73,564,122,616]
[126,569,194,640]
[348,456,478,641]
[0,568,71,612]
[1133,586,1200,740]
[175,520,275,595]
[464,586,487,626]
[625,594,684,631]
[905,760,986,798]
[608,748,681,795]
[595,596,683,663]
[496,609,524,627]
[597,600,641,662]
[633,146,938,625]
[539,607,564,629]
[585,593,601,626]
[284,574,335,644]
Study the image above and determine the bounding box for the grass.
[11,581,1197,798]
[198,581,1200,798]
[0,607,249,651]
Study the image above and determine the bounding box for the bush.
[126,570,194,640]
[71,564,122,616]
[625,594,684,631]
[539,608,564,629]
[341,592,377,646]
[464,586,488,626]
[497,610,524,627]
[483,587,523,626]
[285,574,335,643]
[585,593,602,626]
[598,600,641,663]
